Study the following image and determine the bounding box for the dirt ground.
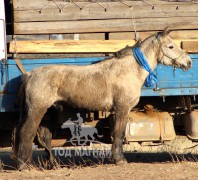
[1,139,198,180]
[1,161,198,180]
[1,114,197,180]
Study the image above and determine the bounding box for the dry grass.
[1,137,198,178]
[11,151,107,172]
[1,146,198,180]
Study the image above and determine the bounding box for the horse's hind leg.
[112,104,131,165]
[15,107,47,170]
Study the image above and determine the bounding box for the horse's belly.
[66,94,113,111]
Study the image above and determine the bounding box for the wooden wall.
[10,0,198,56]
[13,0,198,34]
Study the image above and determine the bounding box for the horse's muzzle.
[187,60,192,68]
[182,60,192,71]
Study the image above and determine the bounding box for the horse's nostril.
[188,61,192,67]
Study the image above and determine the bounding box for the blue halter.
[132,46,157,87]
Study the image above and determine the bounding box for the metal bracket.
[184,96,192,112]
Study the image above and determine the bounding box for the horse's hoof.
[115,159,128,166]
[50,159,59,170]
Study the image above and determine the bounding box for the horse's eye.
[168,45,174,49]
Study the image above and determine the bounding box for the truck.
[1,0,198,149]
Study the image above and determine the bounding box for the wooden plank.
[170,30,198,39]
[9,40,136,53]
[13,0,196,10]
[110,32,156,40]
[182,41,198,53]
[9,39,189,54]
[110,30,198,40]
[14,17,198,34]
[13,3,198,22]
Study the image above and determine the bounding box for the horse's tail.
[17,72,30,108]
[12,72,31,159]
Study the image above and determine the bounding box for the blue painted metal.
[0,54,198,112]
[141,54,198,96]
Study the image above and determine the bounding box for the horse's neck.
[140,36,159,71]
[130,36,159,85]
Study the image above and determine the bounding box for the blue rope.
[132,46,157,87]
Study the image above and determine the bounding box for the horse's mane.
[113,40,141,59]
[114,33,160,59]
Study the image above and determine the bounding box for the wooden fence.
[10,0,198,55]
[13,0,198,34]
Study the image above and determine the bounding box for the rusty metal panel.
[183,111,198,140]
[125,109,176,142]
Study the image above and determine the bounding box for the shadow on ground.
[0,148,198,171]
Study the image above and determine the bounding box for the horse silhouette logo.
[61,113,103,145]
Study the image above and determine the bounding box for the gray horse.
[14,27,192,169]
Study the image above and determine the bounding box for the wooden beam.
[13,3,198,22]
[13,0,196,10]
[182,41,198,53]
[9,39,192,54]
[14,17,198,34]
[110,30,198,40]
[9,40,136,53]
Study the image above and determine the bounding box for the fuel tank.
[125,105,176,142]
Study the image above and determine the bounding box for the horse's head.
[156,27,192,71]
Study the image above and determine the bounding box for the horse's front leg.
[112,104,131,165]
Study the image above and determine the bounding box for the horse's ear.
[162,27,171,37]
